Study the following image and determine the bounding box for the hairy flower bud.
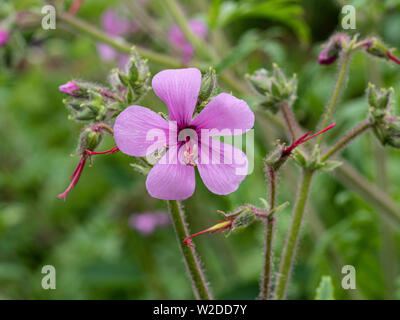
[112,48,151,103]
[231,208,255,231]
[78,126,103,154]
[318,33,349,65]
[363,37,400,65]
[197,67,217,106]
[247,64,297,113]
[368,85,400,149]
[364,37,388,59]
[59,81,83,97]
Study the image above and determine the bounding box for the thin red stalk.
[86,146,119,155]
[283,123,336,155]
[386,50,400,65]
[57,154,87,201]
[183,221,233,247]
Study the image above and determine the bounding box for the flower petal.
[191,93,254,135]
[152,68,201,127]
[197,140,248,195]
[114,105,169,157]
[146,148,195,200]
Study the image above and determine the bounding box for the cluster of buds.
[60,80,118,122]
[317,34,400,67]
[362,37,400,65]
[183,202,289,247]
[318,33,350,65]
[247,64,297,113]
[57,49,151,201]
[109,48,151,104]
[367,84,400,148]
[60,49,150,122]
[195,67,217,112]
[265,123,337,171]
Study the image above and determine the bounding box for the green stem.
[59,13,182,68]
[259,166,277,300]
[162,0,247,95]
[280,102,299,141]
[274,169,314,300]
[334,163,400,225]
[167,200,212,300]
[321,120,371,162]
[316,51,352,145]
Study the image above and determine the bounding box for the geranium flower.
[114,68,254,200]
[168,19,208,64]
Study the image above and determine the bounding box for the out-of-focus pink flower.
[168,19,208,64]
[97,10,137,67]
[102,9,136,36]
[113,68,254,200]
[0,29,9,47]
[129,211,170,236]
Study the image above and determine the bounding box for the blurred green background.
[1,0,400,299]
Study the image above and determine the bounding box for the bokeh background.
[1,0,400,299]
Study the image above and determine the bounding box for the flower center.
[183,136,198,167]
[178,127,199,167]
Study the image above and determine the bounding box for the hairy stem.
[167,200,212,300]
[280,102,299,141]
[321,120,372,162]
[59,13,182,68]
[316,51,352,145]
[274,169,314,299]
[259,166,277,299]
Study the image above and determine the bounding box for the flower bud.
[367,84,393,111]
[78,126,103,154]
[231,208,255,231]
[247,64,297,113]
[59,81,83,97]
[197,67,217,106]
[247,69,270,95]
[114,48,151,103]
[367,85,400,149]
[363,37,400,65]
[318,33,350,65]
[364,37,388,59]
[265,143,287,171]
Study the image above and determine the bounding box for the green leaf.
[212,0,310,43]
[315,276,335,300]
[215,31,263,73]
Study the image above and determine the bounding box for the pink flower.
[114,68,254,200]
[59,81,81,96]
[129,211,170,236]
[97,10,137,66]
[168,19,208,64]
[0,29,9,47]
